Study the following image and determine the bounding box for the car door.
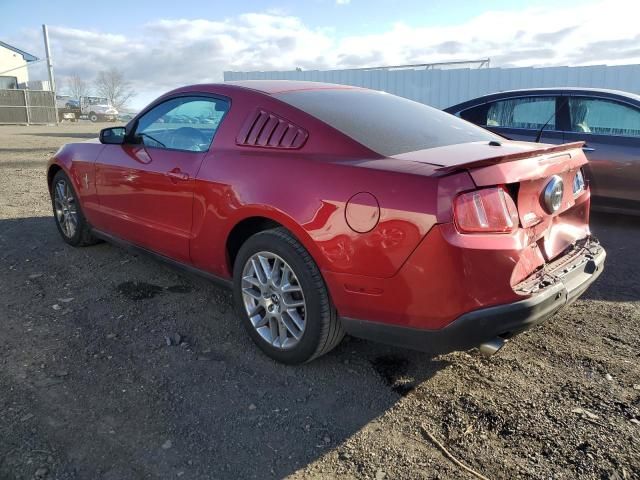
[561,95,640,211]
[458,95,565,144]
[95,95,230,262]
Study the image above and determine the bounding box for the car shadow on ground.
[0,147,59,154]
[584,212,640,302]
[0,216,449,479]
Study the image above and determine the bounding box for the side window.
[134,96,229,152]
[0,76,18,89]
[485,97,556,129]
[459,104,489,125]
[568,97,640,137]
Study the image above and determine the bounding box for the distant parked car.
[117,113,135,122]
[445,88,640,215]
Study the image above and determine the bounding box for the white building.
[0,41,38,89]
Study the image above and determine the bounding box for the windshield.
[86,97,110,105]
[275,89,500,156]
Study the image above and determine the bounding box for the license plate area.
[515,237,602,295]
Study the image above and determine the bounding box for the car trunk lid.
[392,140,586,171]
[394,140,591,283]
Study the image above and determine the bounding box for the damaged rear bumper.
[341,237,606,354]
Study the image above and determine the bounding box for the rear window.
[275,89,498,156]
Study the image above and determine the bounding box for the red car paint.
[47,81,602,347]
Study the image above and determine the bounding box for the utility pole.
[42,24,59,124]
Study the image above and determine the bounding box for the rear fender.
[224,205,328,274]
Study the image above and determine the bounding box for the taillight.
[454,187,519,234]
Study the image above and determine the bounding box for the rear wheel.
[233,228,344,364]
[51,170,98,246]
[89,112,98,122]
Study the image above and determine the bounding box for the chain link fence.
[0,89,57,124]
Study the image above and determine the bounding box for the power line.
[0,59,45,77]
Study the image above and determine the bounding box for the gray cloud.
[534,26,579,44]
[577,34,640,57]
[492,48,557,66]
[337,50,384,68]
[575,46,640,64]
[434,41,464,55]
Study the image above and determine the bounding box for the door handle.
[582,146,595,152]
[166,169,189,181]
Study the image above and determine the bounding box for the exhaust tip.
[479,337,506,357]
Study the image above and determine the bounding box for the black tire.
[89,112,98,122]
[233,227,344,364]
[50,170,99,247]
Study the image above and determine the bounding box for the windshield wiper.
[535,97,567,143]
[138,132,166,148]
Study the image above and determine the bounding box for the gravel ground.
[0,123,639,480]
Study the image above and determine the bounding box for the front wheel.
[233,228,344,364]
[89,112,98,122]
[51,170,98,246]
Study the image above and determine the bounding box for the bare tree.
[94,68,135,110]
[65,73,90,99]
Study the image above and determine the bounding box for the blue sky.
[2,0,638,109]
[2,0,567,39]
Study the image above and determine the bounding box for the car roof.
[223,80,364,95]
[164,81,366,102]
[445,87,640,112]
[489,87,639,99]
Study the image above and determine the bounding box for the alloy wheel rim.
[54,179,78,238]
[241,251,307,350]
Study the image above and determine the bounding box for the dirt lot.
[0,123,639,480]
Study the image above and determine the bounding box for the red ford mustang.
[47,81,606,364]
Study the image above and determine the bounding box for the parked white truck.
[55,95,118,122]
[81,96,118,122]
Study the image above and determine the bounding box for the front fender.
[46,142,104,224]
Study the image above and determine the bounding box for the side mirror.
[99,126,126,145]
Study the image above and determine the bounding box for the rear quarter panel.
[187,87,474,279]
[190,150,463,279]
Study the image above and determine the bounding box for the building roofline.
[0,41,39,62]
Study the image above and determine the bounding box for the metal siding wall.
[0,89,56,124]
[225,64,640,109]
[25,90,57,123]
[0,89,28,123]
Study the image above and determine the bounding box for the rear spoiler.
[435,141,585,174]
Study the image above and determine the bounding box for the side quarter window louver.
[236,109,308,149]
